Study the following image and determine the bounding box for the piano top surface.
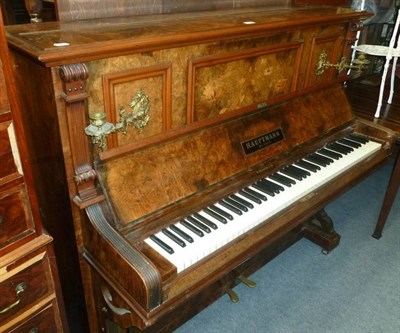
[5,6,370,67]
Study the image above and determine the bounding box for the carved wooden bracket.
[59,63,98,203]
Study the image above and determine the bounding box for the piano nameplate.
[241,128,285,155]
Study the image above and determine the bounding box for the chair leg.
[388,56,398,104]
[373,146,400,239]
[374,55,392,118]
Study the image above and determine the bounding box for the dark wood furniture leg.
[373,142,400,239]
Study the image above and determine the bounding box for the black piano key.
[238,189,262,204]
[338,138,361,148]
[180,219,204,237]
[327,142,353,155]
[218,200,242,215]
[223,197,248,212]
[187,216,211,233]
[150,235,174,254]
[305,154,329,167]
[256,178,283,194]
[170,224,194,243]
[290,165,311,177]
[309,153,333,165]
[209,204,234,220]
[229,194,254,209]
[209,204,234,221]
[193,213,218,229]
[266,179,285,192]
[270,173,295,186]
[334,141,354,152]
[242,187,267,201]
[280,166,304,181]
[347,133,369,144]
[318,148,342,160]
[203,207,228,224]
[162,228,186,247]
[294,159,320,172]
[253,180,276,196]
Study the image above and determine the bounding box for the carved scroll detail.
[60,63,98,202]
[74,169,97,186]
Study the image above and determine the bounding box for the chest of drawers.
[0,6,68,332]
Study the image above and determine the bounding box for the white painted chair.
[354,9,400,118]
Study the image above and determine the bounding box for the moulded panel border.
[304,34,343,87]
[102,64,172,149]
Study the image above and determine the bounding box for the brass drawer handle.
[0,282,27,314]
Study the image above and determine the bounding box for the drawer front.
[8,303,58,333]
[0,120,21,182]
[0,251,54,326]
[0,65,10,116]
[0,184,35,253]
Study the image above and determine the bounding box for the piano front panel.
[97,86,353,226]
[85,22,350,152]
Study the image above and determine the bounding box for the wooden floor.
[346,75,400,135]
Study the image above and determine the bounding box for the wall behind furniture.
[55,0,290,21]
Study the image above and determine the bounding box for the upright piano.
[5,5,397,332]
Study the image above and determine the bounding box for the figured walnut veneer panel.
[97,86,353,225]
[188,43,302,122]
[102,64,172,148]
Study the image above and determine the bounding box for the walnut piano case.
[4,5,397,333]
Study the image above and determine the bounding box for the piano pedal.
[223,286,239,303]
[237,275,257,288]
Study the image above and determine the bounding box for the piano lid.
[95,85,353,228]
[5,6,370,67]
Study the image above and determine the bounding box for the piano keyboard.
[145,134,382,273]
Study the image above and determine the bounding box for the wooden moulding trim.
[59,63,98,202]
[187,41,304,124]
[102,64,172,149]
[85,202,162,310]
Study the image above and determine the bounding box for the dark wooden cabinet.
[0,6,67,333]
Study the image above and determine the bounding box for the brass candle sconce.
[85,90,151,150]
[316,50,369,78]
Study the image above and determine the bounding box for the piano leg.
[303,209,341,254]
[373,143,400,239]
